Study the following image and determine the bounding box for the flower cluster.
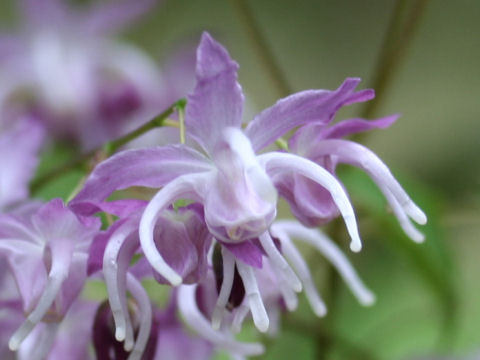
[0,2,426,358]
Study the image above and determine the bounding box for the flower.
[0,112,44,212]
[282,110,427,242]
[0,199,100,351]
[0,0,164,149]
[72,31,424,333]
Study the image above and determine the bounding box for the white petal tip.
[255,319,269,333]
[313,304,328,317]
[8,338,20,351]
[211,307,224,330]
[360,292,376,307]
[169,274,183,287]
[350,241,362,253]
[405,203,427,225]
[124,339,134,352]
[293,281,303,293]
[115,327,126,341]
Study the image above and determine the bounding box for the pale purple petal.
[185,32,245,154]
[71,145,212,215]
[0,117,44,210]
[83,0,157,34]
[32,199,99,246]
[205,128,277,242]
[319,114,398,139]
[245,78,374,151]
[221,240,263,269]
[139,173,208,286]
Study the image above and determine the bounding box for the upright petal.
[245,78,374,151]
[185,32,244,154]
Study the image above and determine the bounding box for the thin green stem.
[232,0,292,98]
[30,100,182,194]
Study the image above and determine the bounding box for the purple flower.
[72,32,424,333]
[0,113,44,212]
[0,0,164,149]
[283,112,427,242]
[177,272,265,358]
[86,203,211,356]
[0,199,100,351]
[73,32,364,277]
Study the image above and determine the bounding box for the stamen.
[259,231,302,292]
[178,284,264,356]
[272,229,327,316]
[139,174,205,286]
[212,248,236,330]
[274,221,375,306]
[259,152,362,252]
[235,261,269,332]
[126,273,152,360]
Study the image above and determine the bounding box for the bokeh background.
[1,0,479,359]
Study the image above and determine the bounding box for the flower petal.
[319,114,398,139]
[71,145,211,215]
[83,0,156,34]
[245,78,374,151]
[185,32,244,154]
[259,152,362,252]
[139,173,208,286]
[0,117,44,210]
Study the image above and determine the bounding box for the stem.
[232,0,292,98]
[360,0,430,120]
[30,101,181,194]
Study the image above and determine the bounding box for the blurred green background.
[2,0,479,359]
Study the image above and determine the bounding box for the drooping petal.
[71,145,212,215]
[177,284,264,357]
[245,78,374,152]
[272,220,375,306]
[301,139,427,228]
[185,32,244,154]
[139,173,208,286]
[259,152,362,252]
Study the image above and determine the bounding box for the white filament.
[258,152,362,252]
[212,248,236,330]
[273,221,375,306]
[259,231,302,292]
[103,220,138,346]
[178,284,264,356]
[232,305,250,333]
[309,139,427,227]
[272,230,327,316]
[235,261,269,332]
[126,273,152,360]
